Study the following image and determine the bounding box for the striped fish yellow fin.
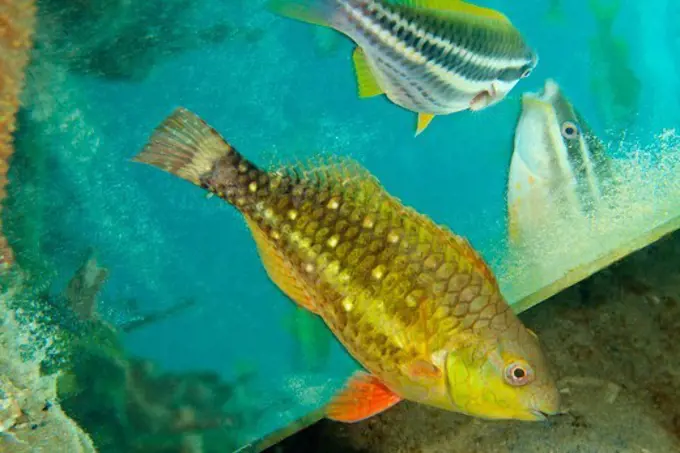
[352,47,384,98]
[389,0,511,23]
[244,217,320,314]
[416,113,435,136]
[326,372,402,422]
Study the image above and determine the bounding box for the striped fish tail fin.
[268,0,342,27]
[132,107,270,213]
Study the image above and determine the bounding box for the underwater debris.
[0,282,97,452]
[35,0,264,82]
[63,248,110,321]
[118,298,197,333]
[0,0,37,269]
[19,247,275,452]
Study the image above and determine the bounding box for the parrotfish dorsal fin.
[416,113,436,136]
[352,47,385,98]
[326,372,402,422]
[273,154,383,197]
[272,155,501,289]
[245,217,320,314]
[387,0,511,23]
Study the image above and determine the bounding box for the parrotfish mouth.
[521,78,560,109]
[530,409,550,420]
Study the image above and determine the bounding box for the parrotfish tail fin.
[132,107,265,210]
[268,0,339,27]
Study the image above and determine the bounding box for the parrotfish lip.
[520,93,552,112]
[521,78,560,107]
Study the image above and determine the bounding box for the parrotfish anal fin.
[416,113,435,136]
[352,47,384,98]
[244,217,320,314]
[389,0,511,23]
[326,372,402,422]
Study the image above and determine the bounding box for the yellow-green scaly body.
[133,107,560,422]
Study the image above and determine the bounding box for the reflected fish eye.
[504,361,535,386]
[561,121,579,139]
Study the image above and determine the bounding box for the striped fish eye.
[561,121,580,139]
[520,67,533,78]
[504,361,535,387]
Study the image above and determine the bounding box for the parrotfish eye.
[504,361,535,387]
[561,121,580,139]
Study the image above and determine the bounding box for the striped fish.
[270,0,538,136]
[507,78,614,246]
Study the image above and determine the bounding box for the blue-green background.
[25,0,679,447]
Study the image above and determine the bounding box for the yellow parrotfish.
[133,107,560,422]
[507,79,614,246]
[269,0,538,136]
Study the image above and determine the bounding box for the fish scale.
[134,107,560,422]
[242,160,510,372]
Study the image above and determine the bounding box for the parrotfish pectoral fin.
[388,0,511,23]
[406,359,442,379]
[416,113,435,136]
[326,372,402,422]
[352,47,384,98]
[267,0,336,27]
[245,217,320,314]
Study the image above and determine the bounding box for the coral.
[0,0,36,269]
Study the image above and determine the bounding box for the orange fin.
[326,372,402,422]
[406,359,441,379]
[416,113,435,136]
[245,218,319,314]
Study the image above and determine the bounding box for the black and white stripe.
[333,0,536,113]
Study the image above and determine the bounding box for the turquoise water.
[5,0,680,451]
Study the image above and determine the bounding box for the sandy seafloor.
[265,230,680,453]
